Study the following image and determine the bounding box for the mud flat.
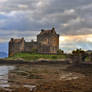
[33,64,92,92]
[0,61,92,92]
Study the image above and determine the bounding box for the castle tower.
[37,27,59,54]
[8,38,24,56]
[8,27,59,56]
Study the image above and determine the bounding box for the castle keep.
[9,28,59,56]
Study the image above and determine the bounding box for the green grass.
[8,53,67,61]
[85,56,91,62]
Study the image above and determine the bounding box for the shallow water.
[0,64,85,91]
[0,65,36,91]
[0,65,15,88]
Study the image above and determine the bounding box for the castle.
[9,28,59,56]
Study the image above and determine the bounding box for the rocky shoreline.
[0,58,92,66]
[0,59,70,65]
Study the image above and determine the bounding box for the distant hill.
[0,52,8,58]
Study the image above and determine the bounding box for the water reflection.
[0,65,15,88]
[0,65,36,91]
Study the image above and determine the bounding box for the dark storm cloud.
[0,0,91,35]
[0,0,92,52]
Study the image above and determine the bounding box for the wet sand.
[0,62,92,92]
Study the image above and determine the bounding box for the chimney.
[51,27,56,33]
[52,27,55,31]
[11,38,14,42]
[41,29,44,32]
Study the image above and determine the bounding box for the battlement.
[39,27,57,35]
[9,38,24,43]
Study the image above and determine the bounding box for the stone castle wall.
[9,28,59,56]
[24,41,38,53]
[8,38,24,56]
[9,39,37,56]
[37,28,59,54]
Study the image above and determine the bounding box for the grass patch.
[8,53,67,61]
[85,56,91,62]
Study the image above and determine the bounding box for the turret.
[41,29,44,32]
[11,38,14,42]
[51,27,56,33]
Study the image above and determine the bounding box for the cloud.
[0,0,92,52]
[0,0,92,34]
[60,34,92,52]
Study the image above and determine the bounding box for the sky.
[0,0,92,53]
